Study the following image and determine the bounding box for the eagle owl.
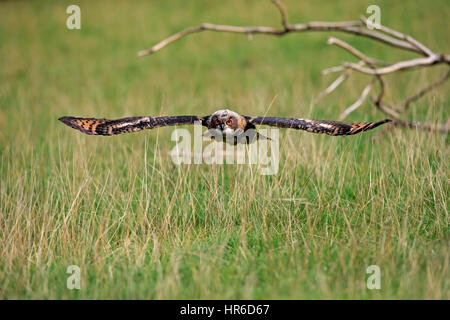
[59,109,391,143]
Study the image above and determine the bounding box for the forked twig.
[272,0,289,29]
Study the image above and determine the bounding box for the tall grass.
[0,0,448,299]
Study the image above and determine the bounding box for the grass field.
[0,0,449,299]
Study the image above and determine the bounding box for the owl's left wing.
[246,116,391,136]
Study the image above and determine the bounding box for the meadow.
[0,0,448,299]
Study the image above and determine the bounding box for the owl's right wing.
[59,115,210,136]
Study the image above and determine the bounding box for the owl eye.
[226,120,232,125]
[215,120,220,125]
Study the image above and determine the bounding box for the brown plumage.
[59,109,391,141]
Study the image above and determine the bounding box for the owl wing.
[59,115,209,136]
[246,116,391,136]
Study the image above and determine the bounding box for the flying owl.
[59,109,391,143]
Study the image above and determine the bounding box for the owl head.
[209,109,244,135]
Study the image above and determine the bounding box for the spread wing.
[246,116,391,136]
[59,115,209,136]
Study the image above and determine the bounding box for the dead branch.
[325,36,448,131]
[322,58,390,75]
[138,0,450,133]
[138,0,423,57]
[343,56,441,75]
[272,0,289,29]
[359,15,435,57]
[322,65,347,75]
[326,36,386,109]
[339,79,375,120]
[314,61,365,104]
[401,70,450,110]
[373,98,450,133]
[137,20,423,57]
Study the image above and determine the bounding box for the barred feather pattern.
[247,117,392,136]
[59,110,391,137]
[58,116,205,136]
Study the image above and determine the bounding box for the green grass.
[0,0,449,299]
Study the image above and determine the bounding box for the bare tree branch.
[326,36,386,107]
[322,65,347,75]
[343,56,440,75]
[391,118,450,133]
[272,0,289,29]
[402,70,450,110]
[324,34,449,127]
[314,61,364,104]
[138,24,283,57]
[327,37,376,65]
[339,79,375,120]
[138,0,450,134]
[370,97,449,133]
[138,19,421,57]
[322,58,391,75]
[360,15,434,56]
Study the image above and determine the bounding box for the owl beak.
[218,123,224,131]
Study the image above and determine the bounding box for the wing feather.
[247,117,391,136]
[59,115,208,136]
